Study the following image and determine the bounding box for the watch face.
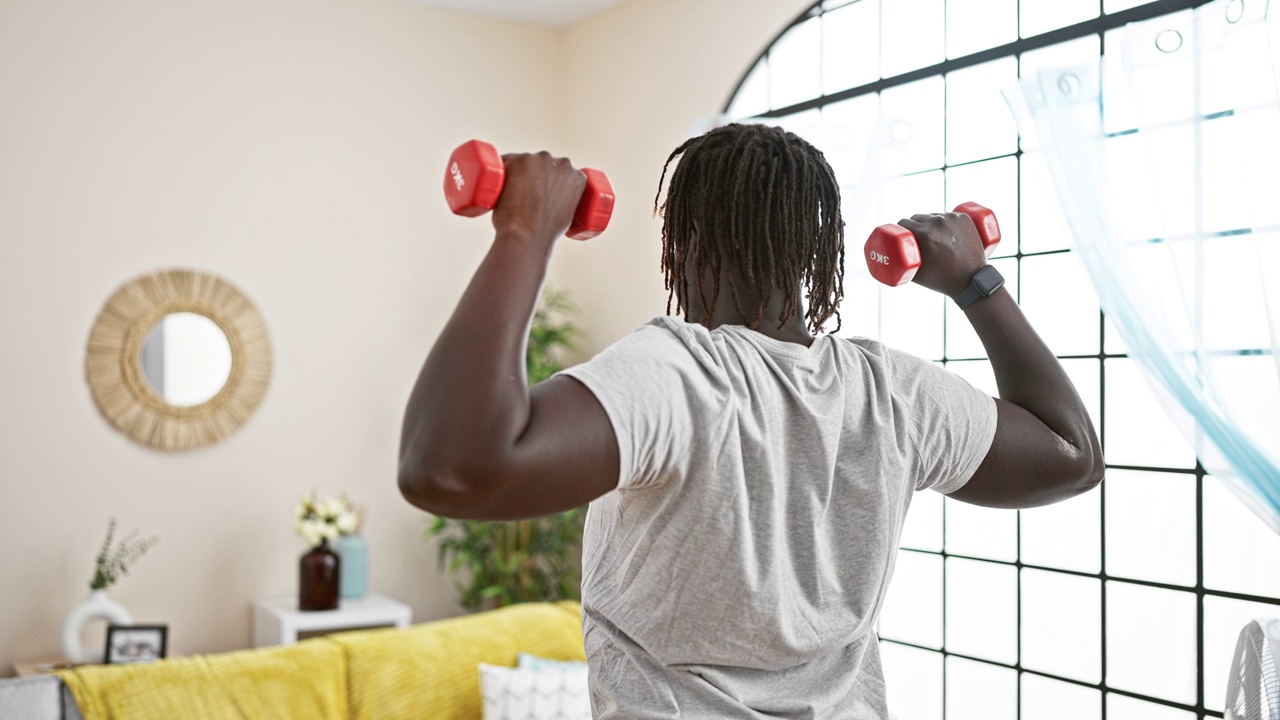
[975,265,1005,294]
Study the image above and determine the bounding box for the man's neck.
[687,283,815,348]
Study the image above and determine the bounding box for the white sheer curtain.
[1005,0,1280,533]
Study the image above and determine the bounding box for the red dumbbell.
[864,202,1002,286]
[443,139,616,241]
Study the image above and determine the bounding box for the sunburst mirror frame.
[86,269,272,451]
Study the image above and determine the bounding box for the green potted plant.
[426,289,586,610]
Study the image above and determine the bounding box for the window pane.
[1018,36,1102,153]
[1142,126,1197,239]
[882,0,943,78]
[945,156,1019,254]
[1021,482,1101,574]
[1104,469,1197,586]
[1022,569,1102,683]
[1021,674,1102,720]
[1201,20,1278,116]
[822,94,881,187]
[945,58,1019,166]
[880,282,944,360]
[880,550,943,648]
[1020,0,1098,38]
[1204,476,1280,599]
[769,17,822,110]
[946,359,996,396]
[1019,151,1075,254]
[1212,355,1280,454]
[840,271,883,339]
[1102,133,1169,243]
[1019,252,1101,356]
[1021,35,1102,80]
[1104,359,1197,468]
[1116,11,1195,126]
[1201,233,1280,351]
[774,109,823,148]
[1107,582,1198,705]
[1204,595,1280,714]
[946,558,1017,664]
[1104,314,1129,355]
[946,657,1017,720]
[1200,113,1280,235]
[946,0,1016,59]
[1102,28,1140,134]
[880,78,945,175]
[879,168,944,227]
[1106,694,1196,720]
[945,496,1016,562]
[881,643,943,720]
[1105,0,1150,12]
[823,0,880,94]
[945,257,1017,359]
[902,487,942,552]
[726,60,768,120]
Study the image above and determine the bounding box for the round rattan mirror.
[86,269,272,451]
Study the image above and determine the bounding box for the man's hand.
[897,212,989,298]
[491,152,587,247]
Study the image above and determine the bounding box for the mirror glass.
[139,312,233,407]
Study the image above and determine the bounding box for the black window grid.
[723,0,1280,717]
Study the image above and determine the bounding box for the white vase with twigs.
[60,518,159,664]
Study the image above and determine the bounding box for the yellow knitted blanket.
[59,639,347,720]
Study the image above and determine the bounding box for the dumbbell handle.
[443,140,615,241]
[864,203,1001,287]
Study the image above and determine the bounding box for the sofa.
[0,600,586,720]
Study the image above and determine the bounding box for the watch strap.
[955,265,1005,310]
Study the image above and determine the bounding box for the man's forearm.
[964,288,1098,455]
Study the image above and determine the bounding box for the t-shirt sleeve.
[558,323,723,491]
[887,348,998,495]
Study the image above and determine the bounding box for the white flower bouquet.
[293,494,361,547]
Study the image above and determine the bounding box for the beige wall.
[0,0,809,674]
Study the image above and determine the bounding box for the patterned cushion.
[479,663,590,720]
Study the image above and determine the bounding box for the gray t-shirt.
[560,317,997,718]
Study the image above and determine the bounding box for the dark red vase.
[299,540,341,611]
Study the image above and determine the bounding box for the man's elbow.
[1065,437,1105,497]
[1083,441,1106,491]
[397,460,442,513]
[397,452,504,518]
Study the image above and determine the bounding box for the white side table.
[252,593,412,648]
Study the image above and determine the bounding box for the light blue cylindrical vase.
[334,534,368,599]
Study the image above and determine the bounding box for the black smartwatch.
[955,265,1005,310]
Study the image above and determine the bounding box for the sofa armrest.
[0,674,79,720]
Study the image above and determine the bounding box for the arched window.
[723,1,1280,717]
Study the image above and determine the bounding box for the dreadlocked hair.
[653,122,845,334]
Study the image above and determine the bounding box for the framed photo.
[104,624,168,665]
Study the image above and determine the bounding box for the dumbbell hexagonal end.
[566,168,615,241]
[953,201,1001,258]
[865,224,921,287]
[444,139,505,217]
